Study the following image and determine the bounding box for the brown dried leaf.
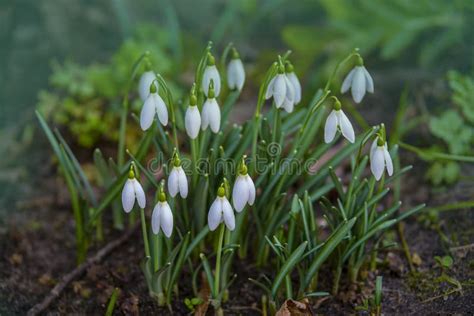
[38,273,55,286]
[9,253,23,265]
[412,252,422,266]
[121,294,140,316]
[194,272,211,316]
[276,298,314,316]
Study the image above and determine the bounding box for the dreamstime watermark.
[147,142,319,177]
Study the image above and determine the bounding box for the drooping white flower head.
[201,80,221,133]
[140,83,168,130]
[208,185,235,231]
[232,158,255,212]
[370,127,393,181]
[168,153,188,199]
[265,64,287,109]
[324,98,355,143]
[281,74,296,113]
[341,56,374,103]
[227,48,245,91]
[151,189,173,237]
[138,70,158,102]
[121,165,146,213]
[185,89,201,139]
[202,53,221,97]
[285,62,302,105]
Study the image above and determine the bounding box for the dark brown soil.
[1,155,473,315]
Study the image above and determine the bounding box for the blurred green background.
[1,0,473,219]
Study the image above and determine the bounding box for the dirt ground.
[1,145,473,315]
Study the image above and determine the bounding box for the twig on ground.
[27,223,139,316]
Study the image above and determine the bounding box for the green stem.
[214,224,226,298]
[332,265,342,295]
[324,50,359,92]
[140,208,151,257]
[191,137,199,186]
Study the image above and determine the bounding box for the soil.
[1,144,473,315]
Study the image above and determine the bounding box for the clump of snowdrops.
[37,41,424,313]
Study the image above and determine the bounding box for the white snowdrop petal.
[133,180,146,209]
[154,94,168,126]
[138,71,157,102]
[140,95,157,131]
[337,110,355,143]
[383,145,393,176]
[351,67,366,103]
[168,168,179,198]
[284,76,295,102]
[210,66,221,97]
[177,167,188,198]
[185,106,201,139]
[201,100,210,130]
[227,59,245,90]
[121,179,135,213]
[341,68,355,94]
[282,98,294,113]
[202,66,212,96]
[222,198,235,231]
[202,66,221,97]
[288,72,302,104]
[232,176,249,212]
[208,99,221,133]
[234,59,245,91]
[265,77,276,100]
[371,147,385,181]
[208,199,222,231]
[246,175,256,205]
[363,67,374,93]
[160,202,173,238]
[227,61,236,89]
[151,203,161,234]
[370,139,378,160]
[324,110,338,143]
[273,75,286,108]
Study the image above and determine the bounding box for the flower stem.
[214,224,226,297]
[140,208,151,257]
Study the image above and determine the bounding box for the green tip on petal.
[159,191,167,202]
[231,47,240,59]
[217,185,226,198]
[190,94,197,106]
[208,79,215,98]
[377,137,385,147]
[207,53,216,66]
[150,82,157,93]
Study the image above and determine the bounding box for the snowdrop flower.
[232,158,255,212]
[140,83,168,130]
[151,189,173,237]
[168,152,188,198]
[265,64,287,109]
[208,185,235,231]
[341,56,374,103]
[227,48,245,91]
[281,74,296,113]
[138,70,158,102]
[285,62,302,105]
[121,165,146,213]
[370,126,393,181]
[201,80,221,133]
[202,53,221,97]
[185,92,201,139]
[324,97,355,143]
